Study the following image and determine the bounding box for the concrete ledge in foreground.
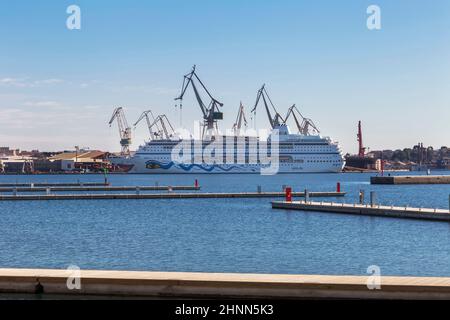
[1,269,450,299]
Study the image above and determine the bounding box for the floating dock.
[371,175,450,185]
[1,268,450,299]
[272,200,450,222]
[0,191,345,201]
[0,182,107,187]
[0,185,200,192]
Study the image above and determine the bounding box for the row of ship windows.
[147,157,341,164]
[143,147,334,151]
[280,160,341,163]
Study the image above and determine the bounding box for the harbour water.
[1,171,450,277]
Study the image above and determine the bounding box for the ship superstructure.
[109,66,345,174]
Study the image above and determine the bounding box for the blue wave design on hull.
[145,160,251,172]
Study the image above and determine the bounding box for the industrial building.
[0,149,109,174]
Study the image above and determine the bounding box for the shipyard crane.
[175,65,224,136]
[148,114,175,140]
[357,120,366,157]
[232,102,248,135]
[250,84,285,129]
[284,104,320,136]
[133,110,160,140]
[108,107,132,155]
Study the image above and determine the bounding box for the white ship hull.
[110,127,345,174]
[112,158,343,174]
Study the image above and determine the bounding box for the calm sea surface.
[1,171,450,276]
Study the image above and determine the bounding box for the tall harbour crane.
[232,102,248,135]
[148,114,175,140]
[175,65,224,137]
[134,110,159,140]
[284,104,320,136]
[108,107,132,155]
[251,84,285,129]
[357,120,366,157]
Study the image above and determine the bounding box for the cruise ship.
[110,124,345,174]
[109,67,345,174]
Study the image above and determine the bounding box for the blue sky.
[1,0,449,153]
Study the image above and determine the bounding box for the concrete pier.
[1,268,450,299]
[0,191,345,201]
[0,182,107,187]
[371,175,450,185]
[272,200,450,222]
[0,185,200,192]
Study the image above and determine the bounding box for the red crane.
[357,121,366,157]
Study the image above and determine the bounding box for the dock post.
[46,187,50,195]
[31,183,34,188]
[168,186,173,193]
[136,186,140,195]
[155,181,159,187]
[305,189,310,203]
[359,190,365,204]
[13,187,17,197]
[370,191,376,207]
[195,179,199,188]
[285,187,292,202]
[257,185,262,194]
[336,182,341,193]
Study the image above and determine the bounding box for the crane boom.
[108,107,132,155]
[175,65,223,135]
[251,84,285,129]
[232,102,248,135]
[357,121,366,157]
[148,114,175,140]
[285,105,320,136]
[134,110,160,140]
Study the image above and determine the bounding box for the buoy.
[336,182,341,193]
[194,179,199,188]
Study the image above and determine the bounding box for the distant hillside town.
[345,143,450,172]
[343,122,449,172]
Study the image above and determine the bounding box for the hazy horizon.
[1,0,449,154]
